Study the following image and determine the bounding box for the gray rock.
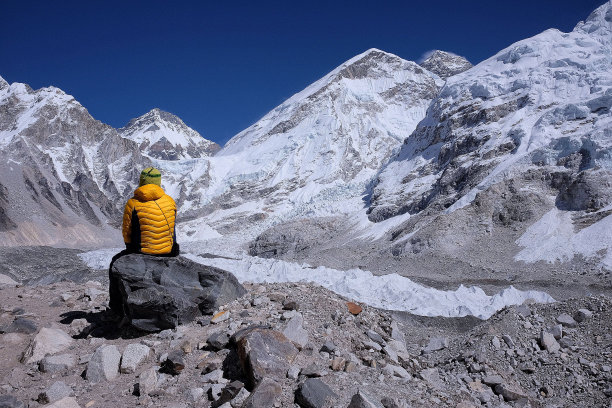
[319,340,337,354]
[39,354,77,373]
[162,350,186,375]
[419,368,442,388]
[230,388,251,407]
[120,343,150,374]
[363,340,382,352]
[37,381,73,404]
[390,320,405,344]
[540,330,560,353]
[202,368,224,383]
[1,318,38,335]
[210,380,244,407]
[502,335,515,348]
[556,313,577,328]
[208,384,224,401]
[232,326,298,387]
[138,366,158,396]
[559,337,574,349]
[242,378,282,408]
[287,365,300,379]
[44,397,81,408]
[110,254,247,332]
[574,309,592,322]
[207,331,231,351]
[547,324,563,340]
[423,337,448,353]
[348,389,385,408]
[295,378,338,408]
[482,375,504,386]
[513,304,532,317]
[382,345,398,363]
[301,363,327,378]
[366,330,385,345]
[283,313,309,349]
[0,395,24,408]
[86,345,121,383]
[380,396,408,408]
[491,336,501,349]
[384,364,411,379]
[187,387,204,402]
[494,383,528,401]
[21,327,74,364]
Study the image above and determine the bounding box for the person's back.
[121,167,179,256]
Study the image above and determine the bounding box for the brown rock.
[347,302,362,315]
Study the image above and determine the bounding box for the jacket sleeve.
[122,199,135,244]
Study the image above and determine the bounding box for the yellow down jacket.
[122,184,177,255]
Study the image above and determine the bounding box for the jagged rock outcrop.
[419,50,472,79]
[369,3,612,225]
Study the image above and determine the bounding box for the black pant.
[108,249,134,317]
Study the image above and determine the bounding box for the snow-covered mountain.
[119,108,219,160]
[1,2,610,276]
[0,76,149,246]
[190,48,443,235]
[419,50,473,79]
[366,1,612,268]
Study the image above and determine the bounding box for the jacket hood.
[134,184,165,202]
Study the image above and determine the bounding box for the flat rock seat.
[110,254,246,332]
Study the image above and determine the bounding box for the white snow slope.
[79,248,554,319]
[369,2,612,265]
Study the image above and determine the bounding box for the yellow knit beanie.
[139,167,162,187]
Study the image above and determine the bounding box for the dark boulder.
[110,254,246,332]
[295,378,338,408]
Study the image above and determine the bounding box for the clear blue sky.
[0,0,605,145]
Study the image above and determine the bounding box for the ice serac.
[0,79,149,247]
[366,1,612,268]
[201,48,442,235]
[419,50,473,79]
[119,108,220,160]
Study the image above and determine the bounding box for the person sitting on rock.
[109,166,179,319]
[121,166,179,256]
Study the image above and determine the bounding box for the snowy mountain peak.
[575,0,612,42]
[119,108,220,160]
[419,50,473,79]
[0,75,8,91]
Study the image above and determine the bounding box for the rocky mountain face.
[362,2,612,267]
[246,2,612,289]
[119,108,220,160]
[0,77,150,247]
[196,48,442,235]
[419,50,473,79]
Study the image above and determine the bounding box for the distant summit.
[419,50,472,79]
[120,108,220,160]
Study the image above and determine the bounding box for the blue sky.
[0,0,605,145]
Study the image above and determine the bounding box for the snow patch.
[515,207,612,269]
[78,249,554,319]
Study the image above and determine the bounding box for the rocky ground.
[0,260,611,408]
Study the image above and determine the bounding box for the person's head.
[139,167,162,187]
